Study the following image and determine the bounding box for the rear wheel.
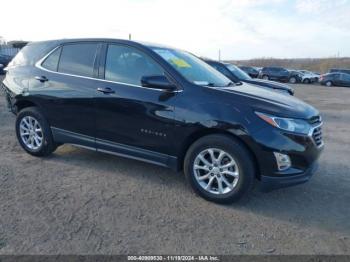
[303,78,310,84]
[184,134,255,204]
[16,107,57,156]
[289,77,297,84]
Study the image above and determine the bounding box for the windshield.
[151,47,231,87]
[226,64,251,80]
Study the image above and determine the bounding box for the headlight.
[255,112,311,135]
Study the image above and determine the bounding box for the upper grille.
[309,115,322,125]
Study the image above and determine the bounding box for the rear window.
[57,43,98,77]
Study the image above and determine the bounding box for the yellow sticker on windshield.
[171,58,191,68]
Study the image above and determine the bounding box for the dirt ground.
[0,77,349,255]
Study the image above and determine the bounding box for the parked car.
[319,73,350,87]
[299,70,319,84]
[2,39,324,203]
[204,60,294,95]
[259,67,301,84]
[0,54,13,74]
[329,68,350,75]
[238,66,259,78]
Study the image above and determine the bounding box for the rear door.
[35,42,100,147]
[269,68,279,80]
[333,74,341,85]
[94,43,177,161]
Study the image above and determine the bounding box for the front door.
[94,43,177,163]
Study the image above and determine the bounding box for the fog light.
[274,152,291,171]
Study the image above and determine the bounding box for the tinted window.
[58,43,98,77]
[213,64,231,77]
[41,47,61,71]
[105,45,163,85]
[226,64,250,80]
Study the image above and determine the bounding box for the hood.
[243,78,294,95]
[218,83,318,119]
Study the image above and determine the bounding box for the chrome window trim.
[35,45,182,93]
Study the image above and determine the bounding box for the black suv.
[204,60,294,95]
[320,73,350,87]
[2,39,324,203]
[259,67,300,84]
[238,66,259,78]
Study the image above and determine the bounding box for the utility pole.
[218,49,221,62]
[129,34,132,40]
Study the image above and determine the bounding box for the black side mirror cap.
[141,75,176,91]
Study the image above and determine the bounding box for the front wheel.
[16,107,57,156]
[184,134,255,204]
[303,78,310,84]
[262,75,269,80]
[325,81,332,87]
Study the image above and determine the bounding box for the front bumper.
[242,124,324,191]
[260,162,319,191]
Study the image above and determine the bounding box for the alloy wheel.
[193,148,239,195]
[19,116,43,150]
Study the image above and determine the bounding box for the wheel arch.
[177,128,261,179]
[14,99,39,114]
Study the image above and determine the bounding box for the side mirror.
[141,75,176,91]
[0,64,4,69]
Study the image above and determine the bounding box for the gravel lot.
[0,76,349,255]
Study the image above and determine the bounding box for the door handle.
[35,76,48,82]
[97,87,115,94]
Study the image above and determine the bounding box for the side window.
[41,47,61,71]
[105,45,163,86]
[58,43,98,77]
[334,74,340,80]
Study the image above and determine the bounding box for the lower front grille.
[312,125,323,147]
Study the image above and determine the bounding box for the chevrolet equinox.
[2,39,324,203]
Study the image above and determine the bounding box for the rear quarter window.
[9,42,55,67]
[41,47,61,71]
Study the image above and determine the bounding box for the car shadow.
[49,145,350,236]
[229,160,350,235]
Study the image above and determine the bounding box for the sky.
[1,0,350,60]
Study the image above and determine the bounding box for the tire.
[303,78,310,84]
[16,107,57,157]
[325,81,332,87]
[289,77,297,84]
[262,75,269,80]
[184,134,255,204]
